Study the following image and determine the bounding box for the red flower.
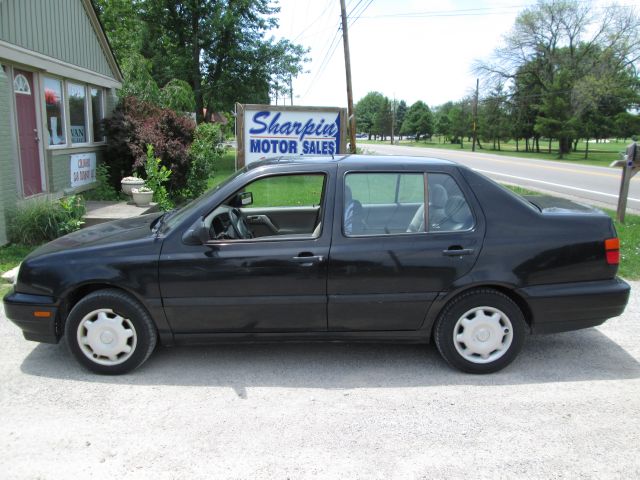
[45,88,58,105]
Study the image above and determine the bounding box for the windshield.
[161,168,246,231]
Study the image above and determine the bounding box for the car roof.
[246,154,456,170]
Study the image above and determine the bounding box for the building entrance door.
[13,69,43,196]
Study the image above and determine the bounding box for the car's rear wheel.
[434,289,526,373]
[65,289,157,374]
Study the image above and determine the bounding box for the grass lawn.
[0,244,39,297]
[361,137,630,168]
[207,149,237,190]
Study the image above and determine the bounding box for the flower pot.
[121,178,145,196]
[131,188,154,207]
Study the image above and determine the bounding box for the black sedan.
[3,155,631,374]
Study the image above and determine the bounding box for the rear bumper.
[518,277,631,334]
[3,290,60,344]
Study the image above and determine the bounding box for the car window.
[344,172,425,236]
[427,173,474,232]
[205,173,326,242]
[245,174,325,207]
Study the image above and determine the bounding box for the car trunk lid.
[523,195,606,215]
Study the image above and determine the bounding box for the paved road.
[363,143,640,213]
[1,286,639,479]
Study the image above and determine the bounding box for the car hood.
[27,213,163,258]
[523,195,606,215]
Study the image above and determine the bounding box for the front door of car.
[159,170,334,334]
[327,169,485,331]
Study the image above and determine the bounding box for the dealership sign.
[236,104,347,167]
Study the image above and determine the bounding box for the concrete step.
[83,201,158,228]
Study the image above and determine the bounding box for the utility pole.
[472,78,479,152]
[340,0,357,153]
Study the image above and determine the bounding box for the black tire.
[65,289,157,375]
[434,289,527,374]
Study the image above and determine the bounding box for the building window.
[44,77,66,146]
[91,87,104,142]
[68,82,88,144]
[13,74,31,95]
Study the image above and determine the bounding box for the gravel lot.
[1,283,639,479]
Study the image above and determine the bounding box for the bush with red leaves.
[104,97,195,195]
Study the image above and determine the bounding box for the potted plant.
[121,176,145,196]
[131,186,154,207]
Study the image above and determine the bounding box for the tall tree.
[140,0,307,121]
[93,0,145,63]
[400,101,433,141]
[476,0,640,155]
[355,92,386,139]
[395,100,408,139]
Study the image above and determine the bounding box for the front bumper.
[3,290,60,343]
[518,277,631,334]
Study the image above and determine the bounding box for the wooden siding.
[0,0,116,79]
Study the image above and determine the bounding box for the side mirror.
[182,219,209,245]
[232,191,253,207]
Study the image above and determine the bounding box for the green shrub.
[8,195,86,246]
[82,163,120,201]
[144,145,173,211]
[185,122,225,199]
[103,97,195,195]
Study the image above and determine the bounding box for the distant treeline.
[355,0,640,159]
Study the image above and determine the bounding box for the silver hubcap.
[77,309,137,366]
[453,306,513,364]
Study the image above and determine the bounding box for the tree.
[375,97,393,140]
[355,92,386,139]
[139,0,308,121]
[159,79,196,113]
[93,0,144,63]
[434,103,453,142]
[476,0,640,155]
[448,101,472,148]
[479,85,510,150]
[395,100,408,139]
[400,101,433,140]
[118,53,161,104]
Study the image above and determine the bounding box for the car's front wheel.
[434,289,527,373]
[65,289,157,374]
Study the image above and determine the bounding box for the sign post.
[611,141,640,223]
[235,104,347,168]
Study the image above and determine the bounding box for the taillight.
[605,238,620,265]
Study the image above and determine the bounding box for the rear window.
[427,173,474,232]
[344,172,425,236]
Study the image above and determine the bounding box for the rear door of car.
[327,164,485,331]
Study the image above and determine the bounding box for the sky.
[273,0,628,109]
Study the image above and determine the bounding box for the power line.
[302,25,343,98]
[290,0,336,42]
[357,2,640,19]
[347,0,365,18]
[348,0,374,27]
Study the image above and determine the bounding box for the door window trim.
[204,171,329,244]
[340,170,477,238]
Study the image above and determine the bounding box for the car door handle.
[442,247,475,256]
[292,254,324,265]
